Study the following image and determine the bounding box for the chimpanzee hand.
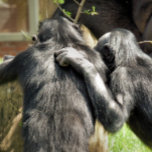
[55,47,85,66]
[55,47,95,74]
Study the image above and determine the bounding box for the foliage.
[0,82,23,139]
[0,59,23,151]
[53,0,98,23]
[53,0,65,5]
[83,6,98,16]
[21,31,32,41]
[0,58,3,63]
[62,9,72,17]
[109,124,152,152]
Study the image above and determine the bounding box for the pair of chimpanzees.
[1,17,152,152]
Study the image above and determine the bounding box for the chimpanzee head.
[32,17,84,46]
[95,28,141,71]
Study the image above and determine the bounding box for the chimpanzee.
[55,28,152,148]
[0,17,109,152]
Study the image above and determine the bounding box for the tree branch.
[55,2,75,22]
[138,41,152,44]
[74,0,86,23]
[73,0,80,5]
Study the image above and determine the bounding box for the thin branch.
[74,0,86,23]
[55,3,75,22]
[138,41,152,44]
[73,0,80,5]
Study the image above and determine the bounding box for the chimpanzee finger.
[54,49,68,57]
[59,57,69,67]
[55,52,69,67]
[56,54,69,67]
[56,52,67,62]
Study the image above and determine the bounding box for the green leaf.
[83,6,98,16]
[63,9,72,17]
[83,9,91,15]
[92,6,96,12]
[57,0,65,4]
[90,11,98,16]
[21,31,32,41]
[53,0,65,4]
[91,6,98,16]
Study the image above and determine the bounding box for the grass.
[0,58,3,63]
[109,124,152,152]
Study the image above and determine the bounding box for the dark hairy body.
[0,17,109,152]
[55,28,152,148]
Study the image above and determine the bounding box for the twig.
[73,0,80,5]
[55,2,75,22]
[74,0,86,23]
[138,41,152,44]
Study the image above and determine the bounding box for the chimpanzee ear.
[32,35,38,42]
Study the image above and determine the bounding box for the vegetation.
[53,0,98,23]
[0,58,23,152]
[0,58,3,63]
[0,81,23,150]
[109,124,152,152]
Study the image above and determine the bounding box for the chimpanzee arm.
[0,57,18,84]
[55,47,134,132]
[74,62,134,132]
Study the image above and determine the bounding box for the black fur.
[55,28,152,148]
[0,17,108,152]
[94,29,152,147]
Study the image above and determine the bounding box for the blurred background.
[0,0,56,57]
